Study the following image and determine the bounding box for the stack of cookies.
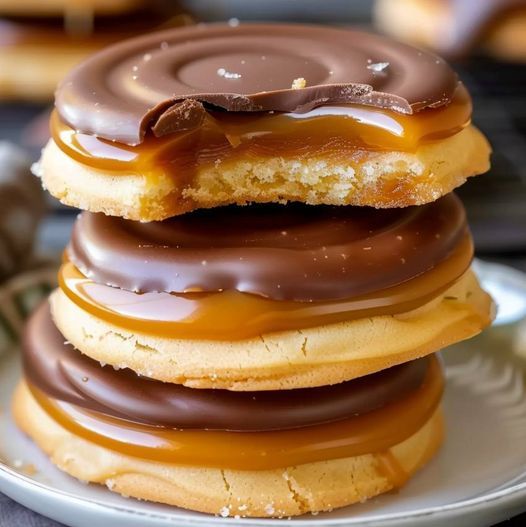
[16,24,494,517]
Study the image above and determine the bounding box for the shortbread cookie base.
[13,380,444,518]
[50,269,494,390]
[39,125,490,220]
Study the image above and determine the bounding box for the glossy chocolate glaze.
[23,302,430,432]
[55,23,460,145]
[69,194,468,302]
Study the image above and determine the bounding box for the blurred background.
[0,0,525,525]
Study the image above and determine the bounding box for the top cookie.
[39,23,491,220]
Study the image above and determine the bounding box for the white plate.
[1,261,526,527]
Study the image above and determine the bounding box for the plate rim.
[1,461,526,526]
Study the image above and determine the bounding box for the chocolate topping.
[69,195,468,302]
[23,302,430,432]
[55,23,460,145]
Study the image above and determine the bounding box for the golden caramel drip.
[377,451,410,489]
[58,233,472,340]
[28,357,443,470]
[51,85,471,179]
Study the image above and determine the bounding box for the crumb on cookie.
[291,77,307,89]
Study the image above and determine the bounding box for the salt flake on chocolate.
[217,68,242,79]
[367,62,390,72]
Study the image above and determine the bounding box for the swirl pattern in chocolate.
[23,302,430,432]
[55,23,460,145]
[69,194,469,302]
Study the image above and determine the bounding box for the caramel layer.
[59,233,472,340]
[52,84,470,181]
[27,356,443,470]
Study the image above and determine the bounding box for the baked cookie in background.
[0,0,148,17]
[374,0,526,62]
[0,0,194,101]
